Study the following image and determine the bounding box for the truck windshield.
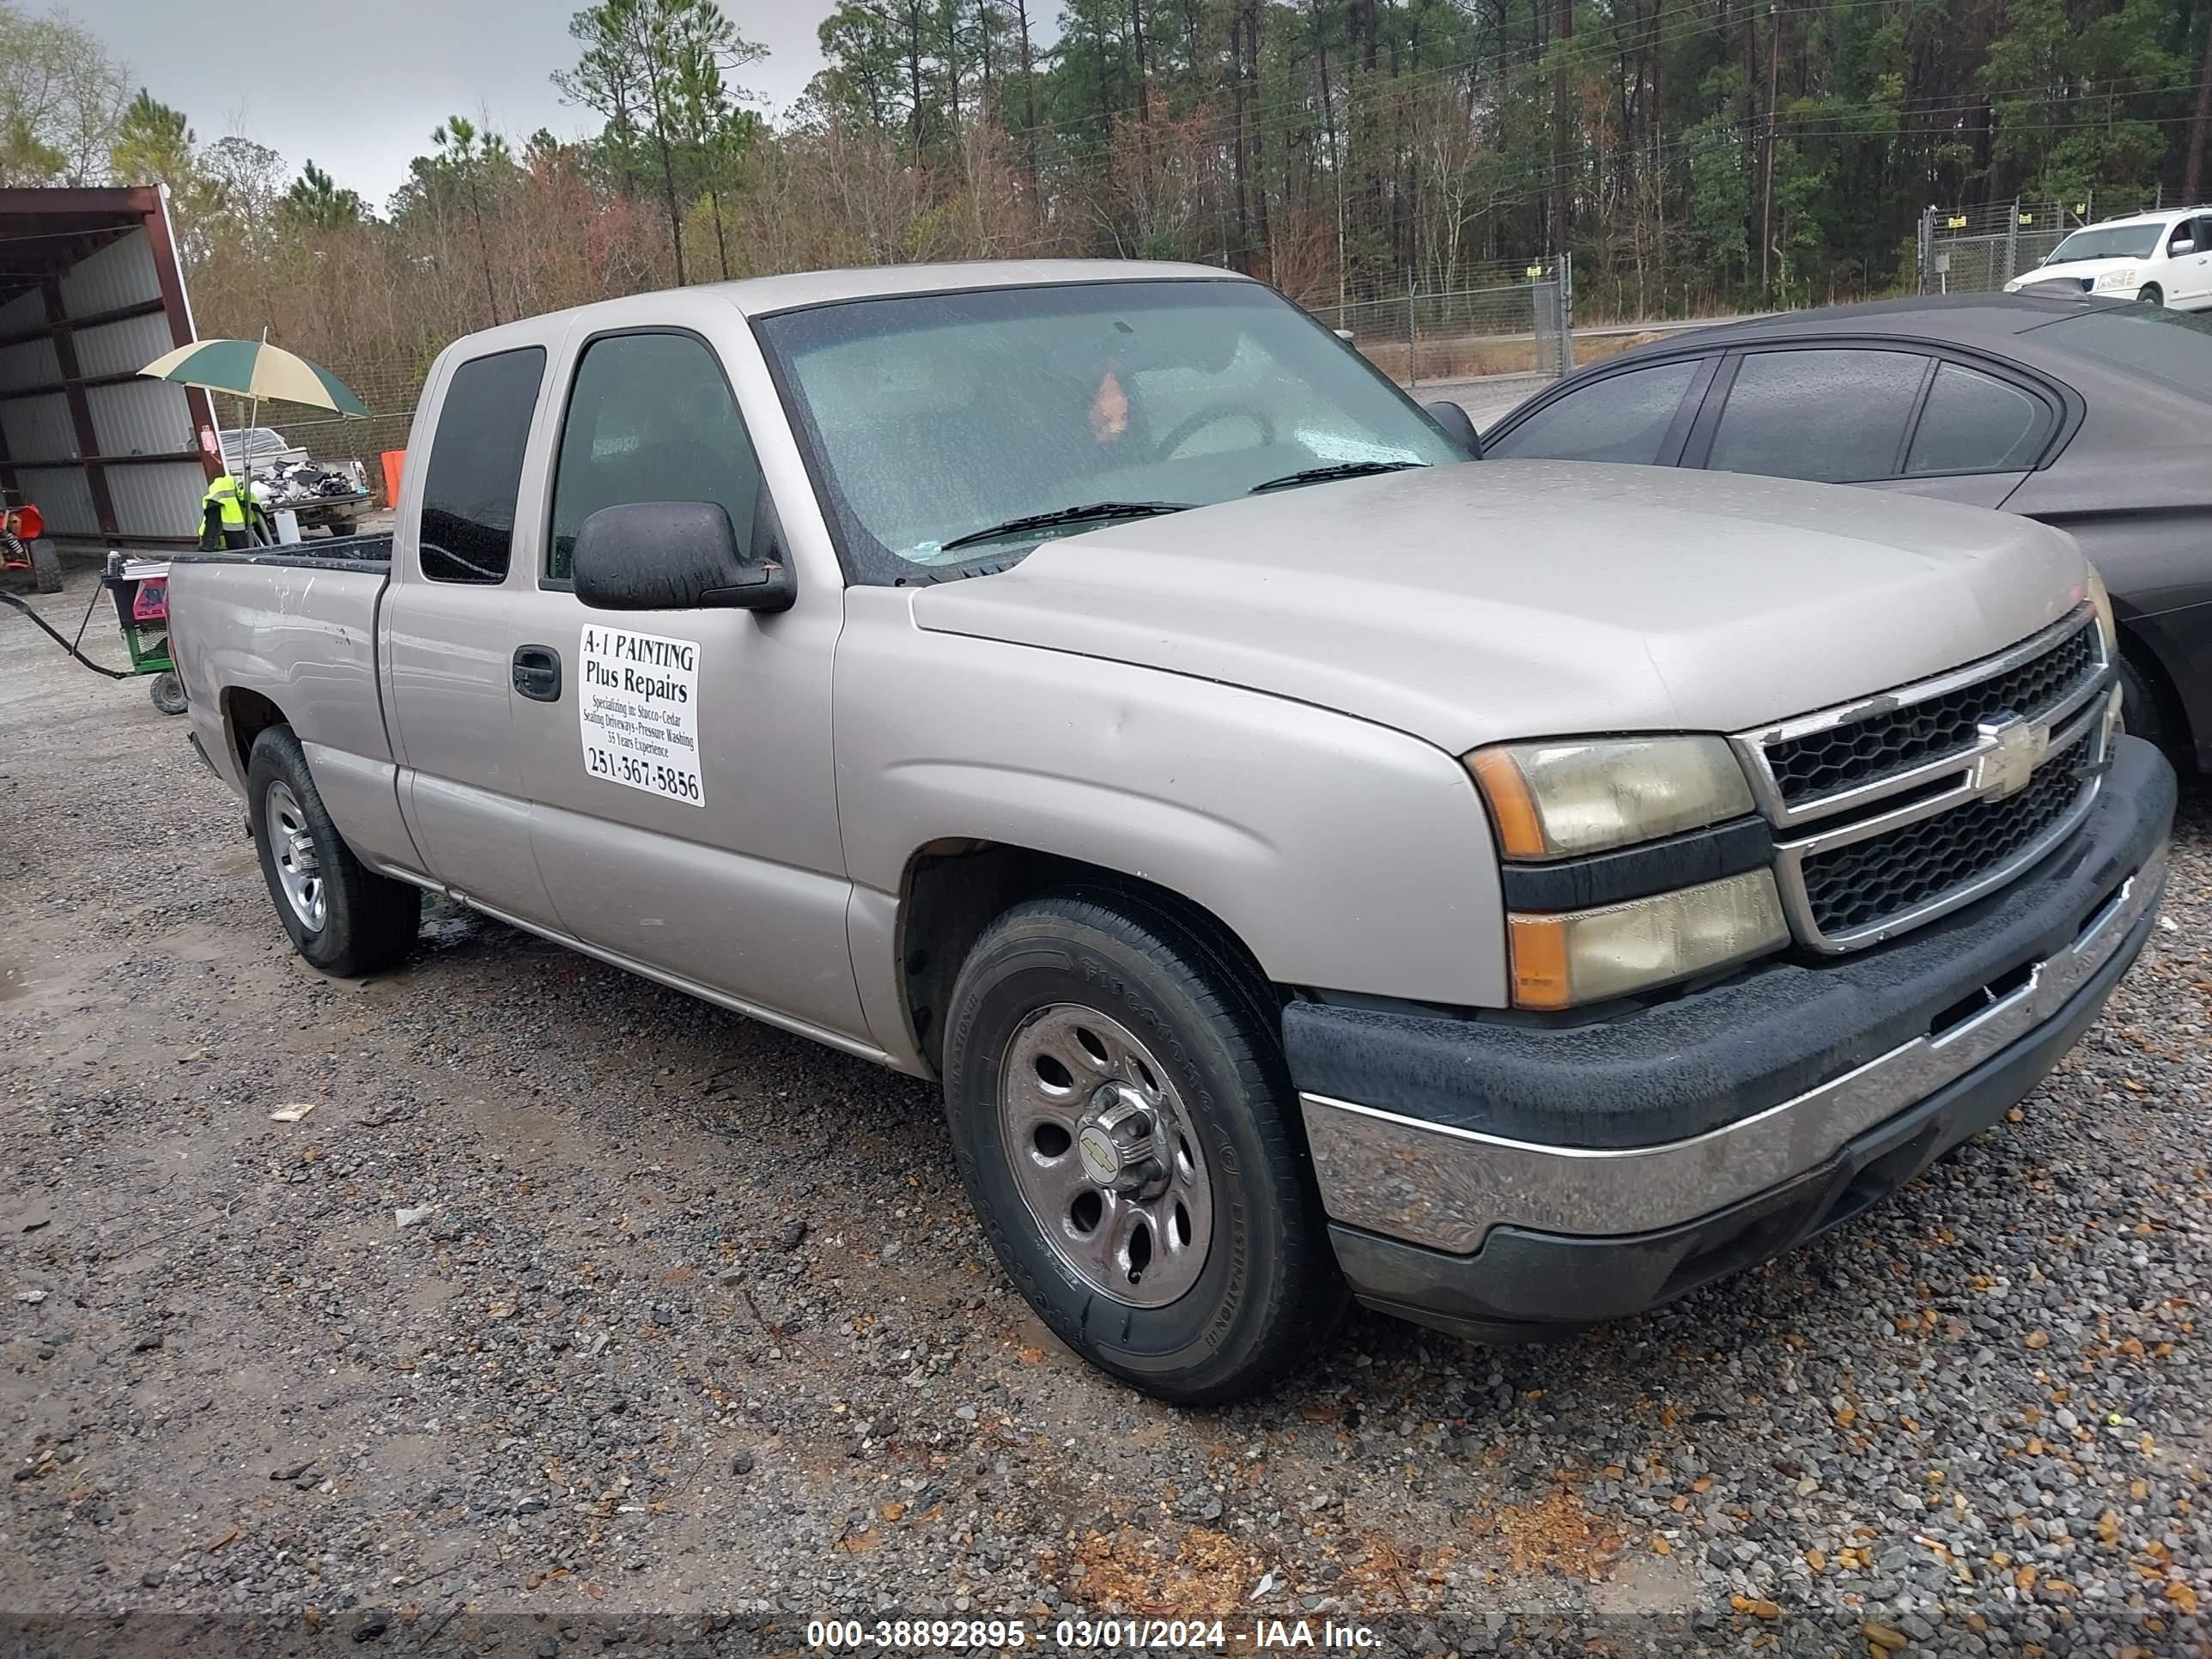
[2044,225,2163,263]
[754,280,1462,582]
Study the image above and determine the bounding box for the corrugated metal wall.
[12,466,93,531]
[0,221,205,544]
[72,307,173,379]
[0,288,40,337]
[0,392,76,461]
[58,230,158,316]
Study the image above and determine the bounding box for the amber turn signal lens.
[1505,914,1575,1010]
[1467,747,1548,860]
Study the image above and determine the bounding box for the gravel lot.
[3,565,2209,1658]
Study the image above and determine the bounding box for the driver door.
[503,324,864,1042]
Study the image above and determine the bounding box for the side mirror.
[1333,327,1356,343]
[571,501,795,614]
[1423,399,1484,460]
[2172,239,2197,256]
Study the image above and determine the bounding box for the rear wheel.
[2137,284,2163,307]
[246,726,421,975]
[941,890,1345,1404]
[27,538,60,593]
[149,672,187,715]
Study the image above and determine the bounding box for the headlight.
[1506,870,1790,1009]
[1466,736,1755,860]
[2084,565,2118,658]
[2094,268,2136,290]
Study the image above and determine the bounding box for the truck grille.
[1734,605,2112,952]
[1798,732,2093,936]
[1765,621,2099,808]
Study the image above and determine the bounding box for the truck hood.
[911,460,2090,754]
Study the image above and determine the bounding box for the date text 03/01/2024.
[803,1618,1383,1650]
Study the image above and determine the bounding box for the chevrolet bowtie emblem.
[1971,715,2049,799]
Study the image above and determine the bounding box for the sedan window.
[1483,360,1701,464]
[1706,349,1929,483]
[1905,363,2051,475]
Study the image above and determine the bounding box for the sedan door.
[501,323,866,1044]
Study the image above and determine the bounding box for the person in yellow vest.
[198,473,274,550]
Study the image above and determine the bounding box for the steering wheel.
[1158,401,1278,459]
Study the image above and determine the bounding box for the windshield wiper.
[1248,460,1426,495]
[939,500,1196,552]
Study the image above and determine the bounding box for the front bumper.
[1289,736,2173,1339]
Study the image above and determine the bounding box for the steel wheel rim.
[999,1003,1214,1309]
[265,781,326,932]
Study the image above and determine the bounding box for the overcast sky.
[88,0,841,210]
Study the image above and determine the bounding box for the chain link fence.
[1310,255,1573,390]
[207,358,427,504]
[1915,191,2174,296]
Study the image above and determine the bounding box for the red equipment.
[0,503,58,592]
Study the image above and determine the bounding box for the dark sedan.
[1481,292,2212,766]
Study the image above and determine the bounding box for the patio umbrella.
[140,331,368,544]
[138,334,370,416]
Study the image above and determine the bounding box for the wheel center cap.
[1077,1087,1159,1193]
[1077,1124,1122,1185]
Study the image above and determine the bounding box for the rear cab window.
[419,347,546,584]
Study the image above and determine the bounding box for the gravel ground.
[3,564,2209,1658]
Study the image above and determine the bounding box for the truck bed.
[166,538,413,871]
[167,531,393,574]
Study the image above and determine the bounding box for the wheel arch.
[894,839,1277,1077]
[222,686,289,775]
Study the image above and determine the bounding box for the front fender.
[835,589,1508,1012]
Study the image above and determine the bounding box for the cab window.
[547,331,763,582]
[420,347,545,585]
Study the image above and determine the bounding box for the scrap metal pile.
[255,456,368,507]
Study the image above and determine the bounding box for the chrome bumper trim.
[1300,847,2164,1255]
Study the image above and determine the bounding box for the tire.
[941,890,1346,1404]
[246,726,422,976]
[148,672,188,715]
[28,538,61,593]
[2137,284,2163,307]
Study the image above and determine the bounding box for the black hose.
[0,587,136,679]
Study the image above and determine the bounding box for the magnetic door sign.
[578,624,705,807]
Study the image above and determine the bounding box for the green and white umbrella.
[139,334,369,416]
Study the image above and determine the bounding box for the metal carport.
[0,186,215,554]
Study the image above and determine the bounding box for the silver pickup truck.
[167,261,2175,1403]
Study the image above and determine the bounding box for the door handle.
[512,644,562,702]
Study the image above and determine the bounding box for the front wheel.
[246,726,422,975]
[28,538,61,593]
[2137,284,2163,307]
[941,890,1345,1404]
